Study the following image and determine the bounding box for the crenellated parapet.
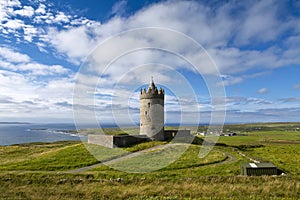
[140,86,164,99]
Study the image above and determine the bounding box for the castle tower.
[140,78,165,140]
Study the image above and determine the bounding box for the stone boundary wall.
[164,130,192,141]
[88,130,192,148]
[88,135,114,148]
[88,134,151,148]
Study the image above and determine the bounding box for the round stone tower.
[140,78,165,141]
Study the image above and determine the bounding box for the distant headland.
[0,122,32,124]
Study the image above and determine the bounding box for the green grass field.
[0,122,299,199]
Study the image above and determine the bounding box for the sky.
[0,0,300,125]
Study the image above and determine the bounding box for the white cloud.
[220,75,243,86]
[0,0,88,44]
[0,0,21,23]
[0,46,30,63]
[33,12,51,23]
[257,88,268,94]
[235,0,283,44]
[3,0,21,7]
[226,96,272,105]
[1,0,300,123]
[0,45,73,119]
[53,11,70,23]
[127,1,235,48]
[0,69,75,122]
[35,4,46,14]
[0,60,71,76]
[293,83,300,90]
[14,6,34,17]
[280,97,300,103]
[219,71,270,87]
[224,107,300,123]
[17,63,71,76]
[0,70,39,102]
[0,46,71,76]
[44,1,232,65]
[42,0,300,78]
[225,96,276,118]
[46,26,98,63]
[2,19,24,29]
[22,25,39,42]
[45,0,300,124]
[111,0,127,16]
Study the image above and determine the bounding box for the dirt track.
[68,144,238,173]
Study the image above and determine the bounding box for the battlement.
[140,87,164,99]
[140,78,164,99]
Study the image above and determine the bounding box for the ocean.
[0,122,207,146]
[0,123,88,146]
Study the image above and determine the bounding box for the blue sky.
[0,0,300,124]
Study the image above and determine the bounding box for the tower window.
[145,111,147,115]
[148,102,150,108]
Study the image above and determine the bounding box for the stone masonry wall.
[88,134,151,148]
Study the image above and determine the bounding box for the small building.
[241,162,280,176]
[197,132,206,136]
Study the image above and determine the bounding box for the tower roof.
[148,76,156,90]
[140,76,164,99]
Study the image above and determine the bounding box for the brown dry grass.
[0,174,299,199]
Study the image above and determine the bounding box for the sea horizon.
[1,121,299,146]
[0,123,85,146]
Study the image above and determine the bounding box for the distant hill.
[0,122,31,124]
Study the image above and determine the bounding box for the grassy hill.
[0,122,299,199]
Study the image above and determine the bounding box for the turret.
[140,78,165,140]
[140,79,164,99]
